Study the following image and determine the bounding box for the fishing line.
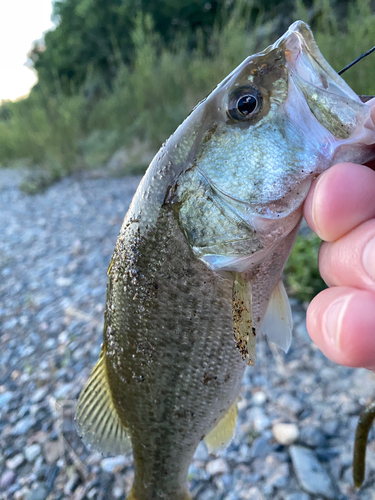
[338,46,375,75]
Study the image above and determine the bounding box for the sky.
[0,1,55,101]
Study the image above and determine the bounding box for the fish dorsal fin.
[204,399,238,453]
[261,279,293,352]
[75,345,132,455]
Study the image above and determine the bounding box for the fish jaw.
[275,21,375,148]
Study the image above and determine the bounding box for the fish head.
[173,21,375,273]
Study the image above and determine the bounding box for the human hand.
[303,105,375,370]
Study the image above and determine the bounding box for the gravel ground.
[1,170,375,500]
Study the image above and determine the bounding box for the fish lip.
[273,20,361,102]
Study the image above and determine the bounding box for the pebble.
[31,388,48,404]
[26,485,48,500]
[285,494,311,500]
[199,488,216,500]
[0,469,16,488]
[206,458,229,475]
[2,172,375,499]
[299,427,326,448]
[250,436,272,459]
[277,394,303,416]
[0,391,14,408]
[243,487,263,500]
[268,463,289,488]
[6,453,26,470]
[272,423,299,445]
[193,441,210,461]
[290,446,335,499]
[10,417,34,435]
[43,440,63,464]
[252,391,267,406]
[101,456,127,473]
[113,485,125,498]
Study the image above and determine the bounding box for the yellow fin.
[75,345,131,455]
[204,400,238,453]
[261,279,293,352]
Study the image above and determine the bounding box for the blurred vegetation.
[0,0,374,181]
[0,0,373,298]
[284,232,327,303]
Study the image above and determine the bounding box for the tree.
[30,0,222,95]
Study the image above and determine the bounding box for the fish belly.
[104,206,245,499]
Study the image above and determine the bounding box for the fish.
[75,21,375,499]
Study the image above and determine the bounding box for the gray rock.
[0,469,16,488]
[206,458,229,475]
[25,444,41,462]
[26,485,48,500]
[54,382,74,399]
[273,423,299,445]
[112,485,125,498]
[64,473,80,495]
[285,494,311,500]
[252,391,267,406]
[277,394,303,415]
[198,488,217,500]
[268,463,289,488]
[101,455,127,473]
[0,391,14,408]
[193,441,209,462]
[6,453,25,470]
[87,488,99,499]
[251,436,272,458]
[299,427,326,448]
[31,387,48,404]
[290,445,335,499]
[11,417,34,435]
[242,486,264,500]
[43,440,64,464]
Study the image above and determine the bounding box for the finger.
[303,163,375,241]
[306,286,375,369]
[318,219,375,293]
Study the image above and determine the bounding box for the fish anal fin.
[261,279,293,352]
[75,345,131,455]
[204,400,238,454]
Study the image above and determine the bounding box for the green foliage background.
[1,0,373,301]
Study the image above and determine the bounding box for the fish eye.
[227,87,262,122]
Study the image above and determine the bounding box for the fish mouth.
[274,21,359,102]
[273,21,373,141]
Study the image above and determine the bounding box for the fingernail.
[322,295,351,350]
[363,236,375,282]
[311,176,323,238]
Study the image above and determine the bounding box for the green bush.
[284,232,327,303]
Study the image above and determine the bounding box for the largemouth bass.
[76,21,375,499]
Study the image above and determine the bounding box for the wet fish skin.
[76,21,375,499]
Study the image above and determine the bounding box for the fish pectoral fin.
[261,279,293,352]
[232,273,256,366]
[204,399,238,454]
[75,345,132,455]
